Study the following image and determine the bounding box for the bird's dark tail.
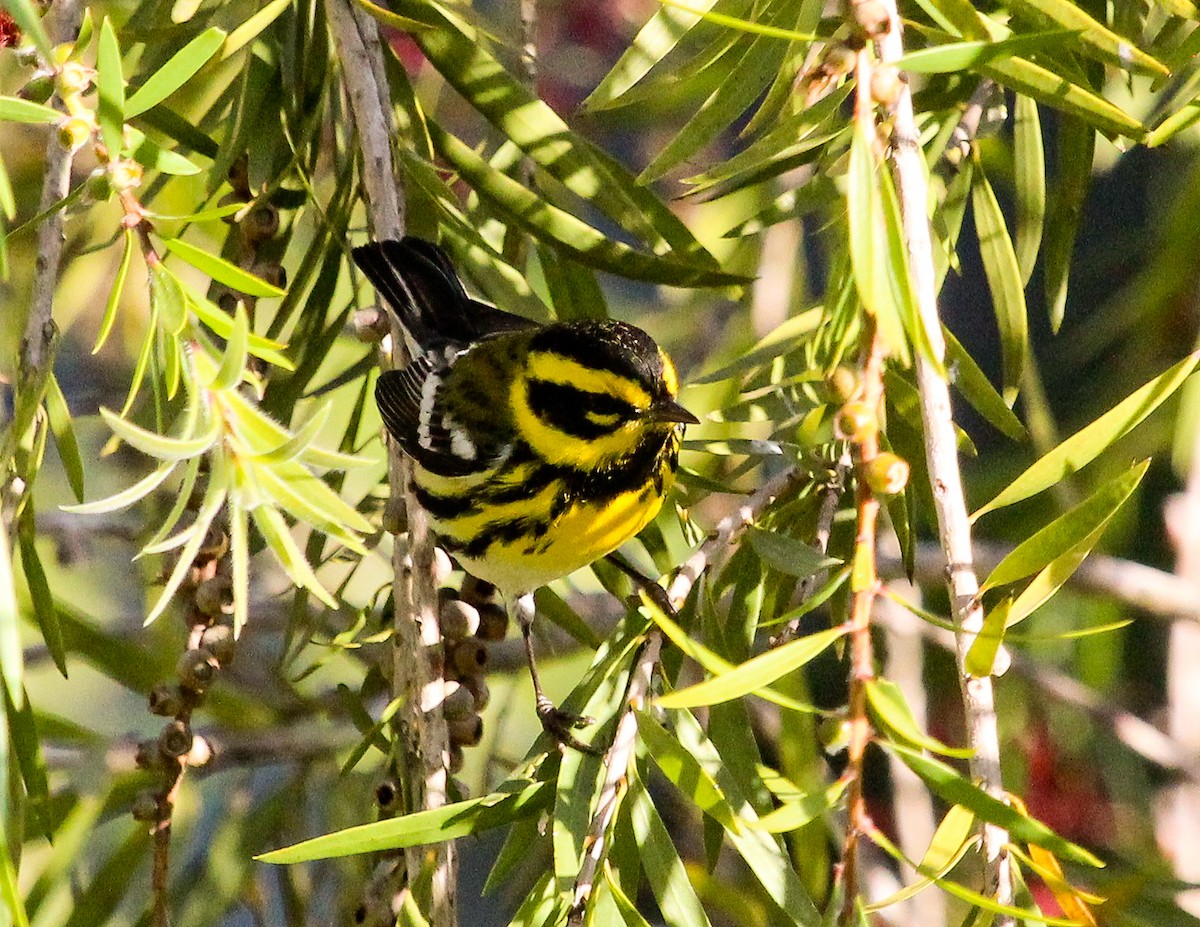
[351,238,470,349]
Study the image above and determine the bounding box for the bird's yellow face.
[509,335,695,472]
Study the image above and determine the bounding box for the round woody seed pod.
[242,205,280,242]
[176,648,219,692]
[463,675,490,712]
[442,681,477,721]
[158,720,193,759]
[148,682,183,717]
[824,44,857,76]
[448,745,465,774]
[195,576,233,618]
[439,596,480,642]
[447,638,489,678]
[198,524,229,561]
[447,713,483,748]
[131,791,161,822]
[200,624,236,665]
[251,261,286,290]
[475,602,509,642]
[382,497,407,535]
[460,575,497,604]
[135,738,167,772]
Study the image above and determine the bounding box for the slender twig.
[874,1,1014,915]
[325,2,453,924]
[2,0,82,533]
[567,468,801,924]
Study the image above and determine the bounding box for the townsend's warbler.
[354,237,697,747]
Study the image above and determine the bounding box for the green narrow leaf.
[604,861,654,927]
[1043,117,1094,332]
[893,31,1073,73]
[864,805,977,912]
[887,742,1104,867]
[0,520,22,709]
[124,27,227,117]
[582,0,724,109]
[229,497,249,638]
[866,678,973,757]
[96,18,125,158]
[207,301,250,390]
[628,771,715,927]
[944,327,1026,442]
[0,849,29,927]
[1012,95,1045,287]
[17,516,67,677]
[43,373,84,502]
[973,353,1199,520]
[249,461,370,550]
[93,228,135,354]
[144,469,227,625]
[119,301,158,417]
[982,459,1149,591]
[981,58,1142,139]
[964,596,1010,677]
[99,406,219,461]
[0,157,13,220]
[847,125,910,364]
[429,123,743,288]
[127,127,202,176]
[250,403,332,464]
[0,96,61,124]
[537,244,608,321]
[184,283,294,369]
[971,157,1027,404]
[746,526,840,578]
[656,624,845,709]
[636,710,741,831]
[60,460,176,515]
[165,237,287,298]
[1003,0,1167,76]
[251,505,337,608]
[219,0,291,60]
[258,781,551,862]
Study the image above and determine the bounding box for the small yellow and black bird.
[353,237,697,748]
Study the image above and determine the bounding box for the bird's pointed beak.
[648,397,700,425]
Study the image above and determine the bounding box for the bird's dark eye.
[526,380,640,439]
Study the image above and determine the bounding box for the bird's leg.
[512,592,599,755]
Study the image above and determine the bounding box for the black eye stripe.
[526,380,637,438]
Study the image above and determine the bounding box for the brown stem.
[838,300,887,925]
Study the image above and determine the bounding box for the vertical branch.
[324,3,454,924]
[2,0,82,532]
[1160,415,1200,915]
[837,258,887,924]
[871,0,1014,914]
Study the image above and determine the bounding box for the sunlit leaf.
[124,26,226,116]
[43,372,84,502]
[166,236,285,297]
[866,678,973,757]
[1043,116,1094,332]
[0,96,61,124]
[99,406,218,460]
[656,624,845,708]
[206,301,250,390]
[887,742,1104,867]
[96,18,125,157]
[964,596,1010,678]
[971,158,1027,405]
[1013,95,1045,287]
[637,710,740,831]
[93,228,135,354]
[144,467,226,625]
[251,504,337,608]
[257,781,551,862]
[972,354,1198,520]
[60,460,176,515]
[982,459,1149,591]
[17,515,67,677]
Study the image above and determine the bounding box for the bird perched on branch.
[353,237,697,750]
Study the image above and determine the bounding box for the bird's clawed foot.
[536,695,601,755]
